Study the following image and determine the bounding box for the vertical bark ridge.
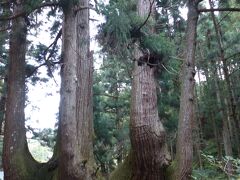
[76,0,95,177]
[130,0,170,179]
[59,0,95,179]
[59,5,79,179]
[131,64,170,180]
[175,1,200,179]
[3,2,40,179]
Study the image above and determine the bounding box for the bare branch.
[93,93,119,99]
[0,2,59,21]
[26,28,62,79]
[225,52,240,61]
[43,28,62,62]
[74,5,96,13]
[25,60,61,79]
[134,0,155,33]
[196,0,203,4]
[198,8,240,13]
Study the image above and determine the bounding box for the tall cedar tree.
[2,1,40,179]
[130,0,170,179]
[175,0,202,179]
[59,0,95,179]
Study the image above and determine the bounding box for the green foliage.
[109,152,133,180]
[28,139,53,162]
[192,154,240,179]
[98,0,175,66]
[97,0,136,54]
[93,56,131,174]
[141,33,173,57]
[24,0,43,13]
[29,128,56,149]
[157,56,181,134]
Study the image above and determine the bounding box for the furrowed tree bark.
[59,0,95,179]
[130,0,170,179]
[76,0,95,177]
[175,1,200,179]
[2,1,40,179]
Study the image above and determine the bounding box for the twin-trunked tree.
[130,0,201,179]
[101,0,202,179]
[2,0,94,179]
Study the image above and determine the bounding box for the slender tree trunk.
[204,67,223,158]
[213,70,233,158]
[130,1,170,179]
[194,86,203,169]
[3,2,39,179]
[207,57,233,160]
[59,0,95,179]
[175,1,201,179]
[210,59,233,175]
[210,112,223,158]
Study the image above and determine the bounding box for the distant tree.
[93,55,131,176]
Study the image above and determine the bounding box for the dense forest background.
[0,0,240,179]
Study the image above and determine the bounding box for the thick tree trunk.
[175,1,200,179]
[76,0,95,176]
[59,0,95,179]
[2,2,40,180]
[130,64,170,180]
[130,1,170,179]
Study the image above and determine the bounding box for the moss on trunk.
[110,153,133,180]
[110,152,175,180]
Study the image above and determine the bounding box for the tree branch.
[225,52,240,61]
[43,28,62,62]
[26,60,61,78]
[93,93,119,99]
[74,5,96,13]
[134,0,155,33]
[198,8,240,13]
[0,2,59,21]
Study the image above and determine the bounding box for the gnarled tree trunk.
[130,1,170,179]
